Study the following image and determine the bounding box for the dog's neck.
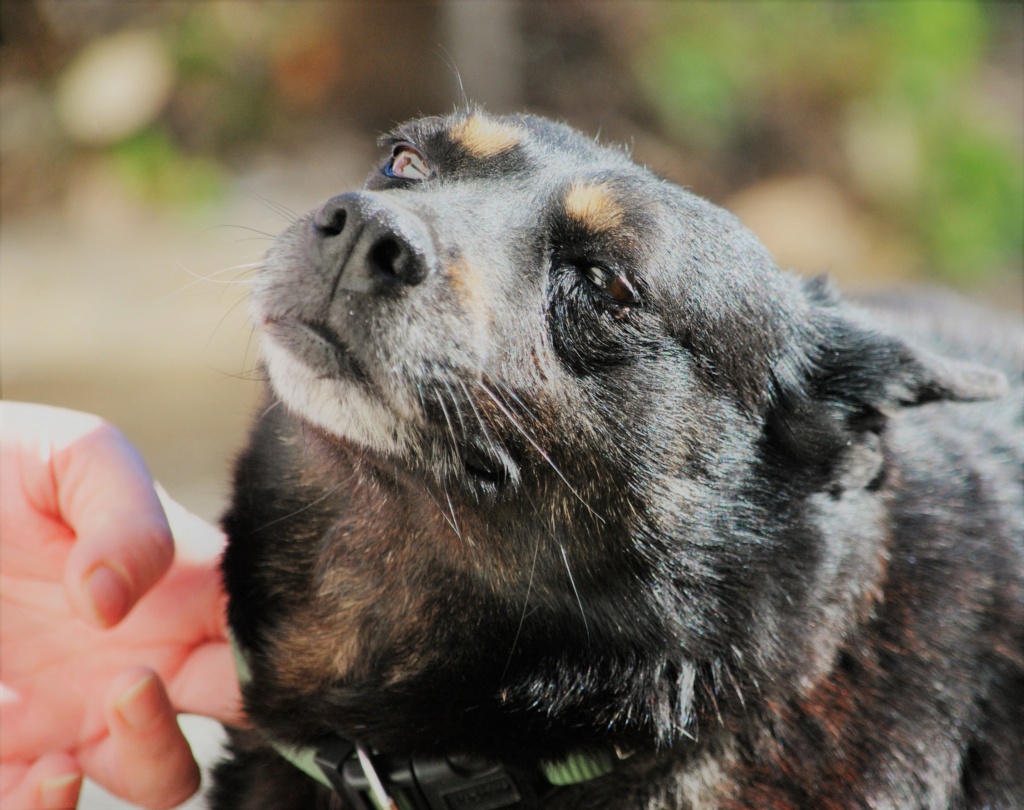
[230,631,619,808]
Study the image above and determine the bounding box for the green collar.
[229,632,614,803]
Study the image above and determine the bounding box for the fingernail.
[40,772,83,804]
[86,564,130,627]
[115,672,162,731]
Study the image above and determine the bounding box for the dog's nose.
[311,192,435,291]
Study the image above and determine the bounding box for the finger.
[55,420,174,628]
[152,491,231,646]
[129,531,242,725]
[169,641,246,726]
[81,668,199,809]
[0,752,83,810]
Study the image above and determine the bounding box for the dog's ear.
[766,278,1007,484]
[804,277,1007,409]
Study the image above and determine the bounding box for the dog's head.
[227,111,1005,759]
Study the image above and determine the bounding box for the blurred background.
[1,2,1021,807]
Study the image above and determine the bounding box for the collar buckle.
[314,735,549,810]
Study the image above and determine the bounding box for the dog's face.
[256,113,785,474]
[227,111,1004,759]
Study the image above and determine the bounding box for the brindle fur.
[212,112,1023,809]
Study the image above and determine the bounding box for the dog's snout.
[312,193,435,291]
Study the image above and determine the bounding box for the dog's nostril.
[314,204,347,237]
[368,237,406,282]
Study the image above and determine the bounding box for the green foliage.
[637,1,1022,283]
[923,126,1024,282]
[172,7,274,151]
[110,128,225,210]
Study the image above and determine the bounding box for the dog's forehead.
[378,114,788,285]
[378,112,673,253]
[384,111,636,181]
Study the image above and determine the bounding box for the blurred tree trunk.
[441,0,524,113]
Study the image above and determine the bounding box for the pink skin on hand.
[0,402,244,809]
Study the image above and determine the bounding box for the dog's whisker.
[522,486,593,644]
[257,397,283,424]
[215,366,269,383]
[243,325,262,374]
[491,377,541,425]
[458,378,507,463]
[188,260,262,281]
[247,190,300,224]
[251,476,350,534]
[457,377,488,437]
[203,223,280,241]
[439,378,468,442]
[202,292,259,358]
[432,387,460,457]
[558,542,590,644]
[501,530,541,683]
[158,261,260,303]
[478,380,604,524]
[442,487,462,542]
[423,484,463,542]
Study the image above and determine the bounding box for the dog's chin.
[261,336,412,457]
[261,334,522,496]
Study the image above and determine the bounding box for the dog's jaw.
[259,332,413,457]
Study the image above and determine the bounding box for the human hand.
[0,402,242,809]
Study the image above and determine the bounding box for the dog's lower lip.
[267,315,370,383]
[302,319,371,381]
[301,318,345,350]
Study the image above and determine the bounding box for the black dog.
[212,112,1023,809]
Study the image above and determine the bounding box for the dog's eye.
[385,145,430,181]
[581,264,640,306]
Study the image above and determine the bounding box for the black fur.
[212,112,1023,809]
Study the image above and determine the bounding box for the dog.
[211,111,1023,809]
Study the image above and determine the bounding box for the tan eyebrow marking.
[563,181,624,233]
[450,115,522,159]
